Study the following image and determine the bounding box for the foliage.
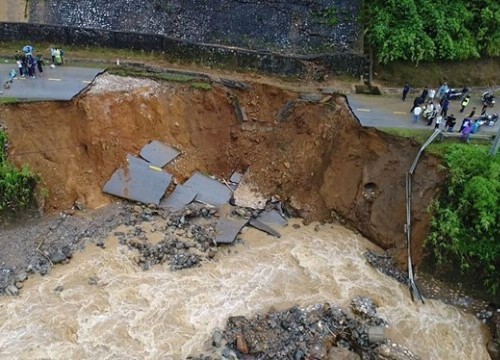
[190,82,212,91]
[0,129,39,213]
[365,0,500,63]
[427,144,500,295]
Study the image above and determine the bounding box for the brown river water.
[0,220,490,359]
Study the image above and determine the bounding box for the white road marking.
[393,111,407,115]
[48,78,61,81]
[356,108,371,112]
[82,80,91,84]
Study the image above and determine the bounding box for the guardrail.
[405,129,442,303]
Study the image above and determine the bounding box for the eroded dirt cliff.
[0,74,444,264]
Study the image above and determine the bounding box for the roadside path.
[0,64,104,100]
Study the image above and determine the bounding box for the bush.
[427,144,500,295]
[365,0,500,63]
[0,129,39,213]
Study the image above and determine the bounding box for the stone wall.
[0,22,365,77]
[28,0,362,54]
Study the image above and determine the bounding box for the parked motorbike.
[482,90,496,108]
[445,87,469,100]
[477,112,499,126]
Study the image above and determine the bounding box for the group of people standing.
[404,83,487,142]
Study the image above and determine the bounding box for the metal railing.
[405,129,442,303]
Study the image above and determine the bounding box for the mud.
[0,73,444,266]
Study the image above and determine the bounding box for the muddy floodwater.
[0,220,490,359]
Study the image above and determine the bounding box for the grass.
[379,127,492,155]
[190,82,212,91]
[0,97,21,104]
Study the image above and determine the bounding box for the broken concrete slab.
[299,93,322,102]
[257,209,288,227]
[249,218,281,238]
[183,172,232,207]
[215,216,248,244]
[126,154,152,168]
[160,184,197,211]
[230,172,243,184]
[220,78,251,90]
[103,161,172,205]
[140,141,180,168]
[277,100,295,122]
[233,173,267,210]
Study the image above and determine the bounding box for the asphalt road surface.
[348,92,499,133]
[0,63,104,101]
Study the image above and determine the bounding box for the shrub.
[427,144,500,295]
[0,129,39,213]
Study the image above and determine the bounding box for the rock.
[350,296,378,319]
[49,250,67,264]
[368,326,386,343]
[54,285,64,293]
[212,328,223,347]
[292,224,301,229]
[373,341,421,360]
[328,346,361,360]
[133,205,142,213]
[15,281,24,289]
[87,276,98,286]
[15,271,28,282]
[487,340,499,360]
[235,334,249,354]
[283,161,291,169]
[6,284,19,296]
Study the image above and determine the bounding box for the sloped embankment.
[0,74,444,264]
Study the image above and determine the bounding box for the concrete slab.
[183,172,232,207]
[257,209,288,227]
[249,218,281,238]
[160,184,197,211]
[215,216,248,244]
[230,172,243,184]
[140,141,180,168]
[126,154,151,167]
[103,161,172,205]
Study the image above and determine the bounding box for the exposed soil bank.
[0,74,444,265]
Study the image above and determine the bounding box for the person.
[441,98,450,117]
[445,114,457,132]
[468,107,476,118]
[50,47,56,64]
[421,87,428,100]
[54,48,62,66]
[427,106,438,126]
[412,105,422,124]
[36,53,44,76]
[438,82,449,99]
[428,87,436,101]
[434,115,443,129]
[410,96,424,113]
[460,95,470,113]
[402,83,410,101]
[16,58,23,77]
[460,121,472,143]
[470,119,481,134]
[459,117,471,132]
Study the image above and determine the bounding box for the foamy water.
[0,220,490,359]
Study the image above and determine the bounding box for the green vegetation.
[365,0,500,63]
[190,82,212,91]
[426,145,500,296]
[0,129,39,213]
[0,97,21,104]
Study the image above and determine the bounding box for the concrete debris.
[103,156,172,205]
[299,93,322,102]
[183,172,232,207]
[215,216,248,244]
[233,173,267,210]
[139,140,180,168]
[249,218,281,238]
[219,79,251,90]
[160,184,197,211]
[277,100,295,122]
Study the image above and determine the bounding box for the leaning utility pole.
[489,126,500,156]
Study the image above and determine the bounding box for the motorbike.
[3,69,16,89]
[445,87,469,100]
[477,112,498,126]
[482,90,496,108]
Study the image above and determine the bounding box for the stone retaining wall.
[0,22,365,77]
[28,0,362,55]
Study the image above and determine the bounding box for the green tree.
[427,145,500,295]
